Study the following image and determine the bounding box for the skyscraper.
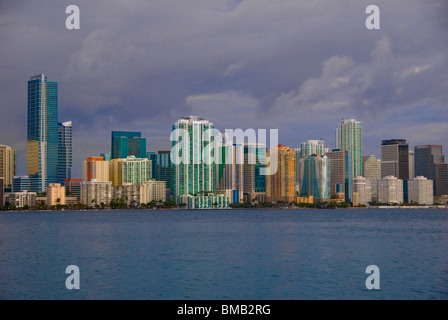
[414,145,448,196]
[296,139,328,186]
[353,176,372,205]
[378,176,404,204]
[171,116,218,205]
[27,74,71,192]
[148,151,173,198]
[381,139,409,180]
[408,176,434,205]
[298,155,330,201]
[243,143,267,202]
[111,131,147,159]
[266,144,296,203]
[216,144,244,203]
[0,144,15,190]
[335,119,362,178]
[325,149,353,203]
[27,74,59,192]
[58,121,72,184]
[362,155,381,201]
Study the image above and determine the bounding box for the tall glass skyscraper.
[171,116,216,204]
[148,151,173,197]
[335,119,362,178]
[27,74,59,192]
[111,131,147,159]
[298,155,330,201]
[58,121,72,184]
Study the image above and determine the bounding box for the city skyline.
[0,1,447,179]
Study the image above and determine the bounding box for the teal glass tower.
[27,74,59,192]
[111,131,147,159]
[171,116,215,204]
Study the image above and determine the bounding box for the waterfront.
[0,208,447,300]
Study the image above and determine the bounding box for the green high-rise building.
[335,118,363,178]
[171,116,218,206]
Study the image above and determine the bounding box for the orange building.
[266,144,296,203]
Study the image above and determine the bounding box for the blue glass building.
[111,131,147,159]
[57,121,72,185]
[27,74,59,192]
[148,151,172,197]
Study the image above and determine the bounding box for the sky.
[0,0,447,178]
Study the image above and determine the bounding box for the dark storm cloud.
[0,0,447,177]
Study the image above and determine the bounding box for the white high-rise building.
[362,155,381,201]
[378,176,403,204]
[353,176,372,205]
[408,176,434,205]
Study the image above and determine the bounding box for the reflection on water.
[0,209,447,299]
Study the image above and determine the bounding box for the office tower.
[325,149,353,203]
[414,145,448,196]
[47,183,66,206]
[216,144,244,203]
[12,176,32,192]
[64,178,82,201]
[265,145,296,203]
[101,152,111,161]
[298,155,330,201]
[434,164,448,196]
[82,157,110,182]
[27,74,59,192]
[0,178,4,206]
[335,119,362,177]
[243,143,267,202]
[408,176,434,205]
[58,121,72,184]
[378,176,403,204]
[141,180,167,203]
[409,150,415,180]
[0,145,16,189]
[171,116,216,203]
[353,176,372,205]
[109,155,151,186]
[80,180,112,207]
[381,139,409,180]
[111,131,147,159]
[148,151,173,198]
[362,155,381,201]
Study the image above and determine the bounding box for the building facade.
[298,155,330,202]
[414,145,448,196]
[80,180,113,207]
[325,149,353,203]
[378,176,403,204]
[47,183,66,206]
[408,176,434,205]
[0,144,16,189]
[111,131,147,159]
[82,157,110,182]
[6,191,37,208]
[381,139,409,180]
[148,151,172,198]
[362,155,381,201]
[335,119,362,178]
[109,156,151,186]
[171,116,219,206]
[141,180,167,204]
[353,176,372,205]
[57,121,72,184]
[266,145,296,203]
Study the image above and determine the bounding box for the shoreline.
[1,205,447,213]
